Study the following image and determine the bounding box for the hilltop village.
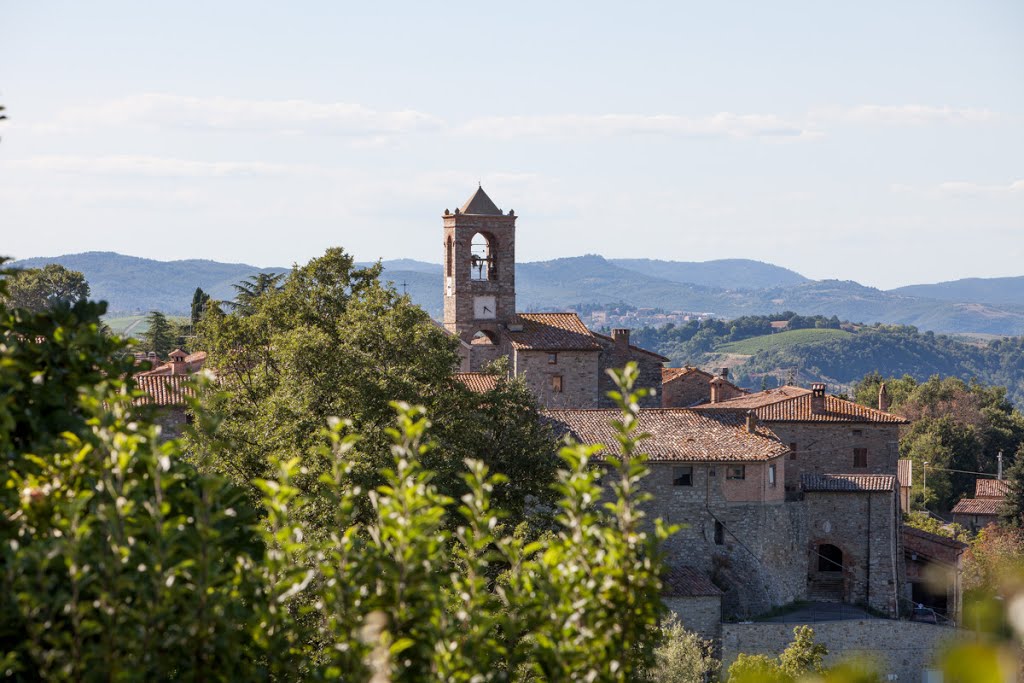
[133,187,1008,676]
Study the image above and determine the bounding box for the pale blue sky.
[1,1,1021,288]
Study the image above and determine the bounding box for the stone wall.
[805,489,903,616]
[662,371,745,408]
[767,423,901,490]
[594,335,663,409]
[514,348,599,408]
[722,620,960,681]
[149,406,189,440]
[641,461,807,619]
[663,596,722,643]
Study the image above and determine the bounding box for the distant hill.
[610,258,808,289]
[890,276,1024,307]
[9,251,1024,336]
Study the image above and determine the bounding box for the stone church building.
[443,186,666,408]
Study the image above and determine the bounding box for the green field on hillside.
[718,328,853,354]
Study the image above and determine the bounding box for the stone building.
[661,566,724,643]
[133,374,196,440]
[902,526,966,623]
[692,383,908,491]
[660,366,747,408]
[443,186,666,407]
[951,478,1009,532]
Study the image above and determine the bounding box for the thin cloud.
[7,155,314,178]
[891,179,1024,197]
[457,112,819,140]
[38,93,443,136]
[814,104,999,126]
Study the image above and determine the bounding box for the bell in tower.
[442,186,517,347]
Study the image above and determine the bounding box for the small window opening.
[768,464,777,487]
[727,465,746,480]
[673,466,693,487]
[714,521,724,545]
[818,543,843,572]
[789,442,797,460]
[852,428,863,437]
[853,448,868,468]
[470,233,496,281]
[548,353,558,365]
[551,375,563,393]
[445,236,453,277]
[471,330,496,345]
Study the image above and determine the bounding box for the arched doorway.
[818,543,843,572]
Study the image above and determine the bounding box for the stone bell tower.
[442,186,517,344]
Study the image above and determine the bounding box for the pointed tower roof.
[459,185,503,215]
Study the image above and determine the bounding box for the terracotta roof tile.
[662,367,704,382]
[696,385,811,410]
[975,479,1009,499]
[902,525,968,551]
[133,375,195,407]
[455,372,499,393]
[951,498,1002,516]
[542,408,788,462]
[507,313,601,351]
[661,566,723,598]
[801,473,897,493]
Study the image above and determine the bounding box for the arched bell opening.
[471,330,497,345]
[470,232,497,281]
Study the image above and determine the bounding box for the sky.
[1,1,1022,290]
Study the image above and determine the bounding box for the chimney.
[878,382,890,412]
[811,382,826,415]
[745,410,758,434]
[612,328,630,353]
[720,367,729,380]
[168,348,188,375]
[710,376,723,404]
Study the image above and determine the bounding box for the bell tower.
[442,186,517,343]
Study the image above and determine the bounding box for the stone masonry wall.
[514,348,599,408]
[443,212,517,340]
[722,620,960,681]
[768,423,901,490]
[805,489,903,616]
[594,336,662,409]
[662,371,745,408]
[663,596,722,643]
[641,461,807,619]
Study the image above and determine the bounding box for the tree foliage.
[0,279,673,679]
[728,625,827,682]
[190,286,211,327]
[191,248,559,533]
[141,310,176,357]
[1,263,90,312]
[644,618,719,683]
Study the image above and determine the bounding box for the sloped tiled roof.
[696,385,811,410]
[801,473,897,493]
[902,525,968,551]
[507,313,602,351]
[661,566,723,598]
[591,331,670,362]
[661,366,747,394]
[542,408,788,462]
[455,372,499,393]
[459,186,503,215]
[951,498,1002,516]
[701,386,908,424]
[133,375,195,407]
[975,479,1009,499]
[137,351,208,377]
[898,459,913,488]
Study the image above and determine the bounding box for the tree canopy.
[1,263,90,312]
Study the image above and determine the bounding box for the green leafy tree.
[191,248,559,532]
[142,310,175,357]
[190,286,211,327]
[226,271,285,316]
[999,444,1024,527]
[903,510,971,543]
[1,263,90,312]
[728,625,827,682]
[645,617,719,682]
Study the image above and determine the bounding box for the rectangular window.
[548,353,558,364]
[768,464,777,487]
[789,442,797,460]
[551,375,563,393]
[727,465,746,480]
[672,466,693,486]
[714,521,724,545]
[853,448,868,468]
[852,429,863,437]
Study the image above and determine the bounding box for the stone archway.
[808,541,847,602]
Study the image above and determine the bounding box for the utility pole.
[998,451,1003,480]
[923,461,929,511]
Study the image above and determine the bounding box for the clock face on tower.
[474,295,496,320]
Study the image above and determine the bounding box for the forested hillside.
[633,313,1024,408]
